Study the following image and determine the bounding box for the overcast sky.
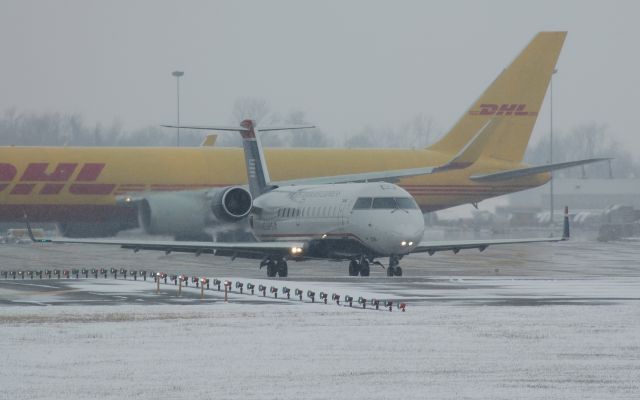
[1,0,638,151]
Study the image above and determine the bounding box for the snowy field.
[1,301,639,399]
[1,240,639,399]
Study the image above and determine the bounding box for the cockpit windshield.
[372,197,397,209]
[352,197,419,210]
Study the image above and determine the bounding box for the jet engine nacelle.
[137,187,252,235]
[209,186,253,222]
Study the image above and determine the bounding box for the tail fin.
[161,121,314,198]
[429,32,566,163]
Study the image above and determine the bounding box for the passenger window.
[395,197,419,210]
[353,197,372,210]
[372,197,397,209]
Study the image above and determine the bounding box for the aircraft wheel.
[394,266,403,277]
[359,261,370,277]
[266,261,277,278]
[348,260,359,276]
[277,260,288,278]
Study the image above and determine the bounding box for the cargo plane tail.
[426,31,607,179]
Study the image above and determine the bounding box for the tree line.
[1,102,637,178]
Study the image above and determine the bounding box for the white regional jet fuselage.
[250,183,424,259]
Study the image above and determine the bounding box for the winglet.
[434,119,498,172]
[23,211,40,243]
[562,206,570,240]
[200,134,218,147]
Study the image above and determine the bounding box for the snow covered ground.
[1,277,639,399]
[1,240,639,399]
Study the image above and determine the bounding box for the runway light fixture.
[331,293,341,305]
[370,299,380,310]
[307,290,315,303]
[397,302,407,312]
[202,278,210,289]
[45,269,52,279]
[247,283,255,295]
[270,286,278,298]
[358,297,367,309]
[120,268,128,279]
[213,279,222,291]
[170,274,178,285]
[192,276,200,288]
[81,268,88,278]
[1,271,7,279]
[344,295,354,307]
[294,288,303,301]
[72,268,79,279]
[282,286,291,299]
[258,284,267,297]
[28,270,34,280]
[110,268,118,279]
[18,270,24,279]
[54,269,61,279]
[63,269,70,279]
[385,301,393,312]
[36,270,42,279]
[131,270,138,280]
[319,292,328,304]
[235,281,244,294]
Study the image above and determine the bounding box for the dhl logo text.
[0,163,115,195]
[468,104,538,116]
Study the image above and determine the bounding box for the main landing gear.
[386,255,403,277]
[348,257,370,277]
[261,258,288,278]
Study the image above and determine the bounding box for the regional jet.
[27,120,571,277]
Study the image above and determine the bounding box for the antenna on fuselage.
[161,120,314,198]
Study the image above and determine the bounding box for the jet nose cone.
[386,216,424,254]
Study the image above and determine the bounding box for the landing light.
[401,241,407,247]
[290,246,303,255]
[408,241,414,246]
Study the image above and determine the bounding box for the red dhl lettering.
[0,162,115,196]
[468,104,538,116]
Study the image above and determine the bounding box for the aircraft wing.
[470,158,611,182]
[412,206,570,255]
[30,236,306,260]
[411,236,566,255]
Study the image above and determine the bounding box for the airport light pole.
[549,68,557,225]
[172,70,184,147]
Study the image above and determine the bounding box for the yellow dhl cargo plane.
[0,32,605,238]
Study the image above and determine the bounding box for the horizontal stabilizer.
[273,121,502,186]
[470,158,611,182]
[161,124,315,132]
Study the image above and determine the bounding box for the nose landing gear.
[348,257,370,277]
[260,257,288,278]
[386,255,403,277]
